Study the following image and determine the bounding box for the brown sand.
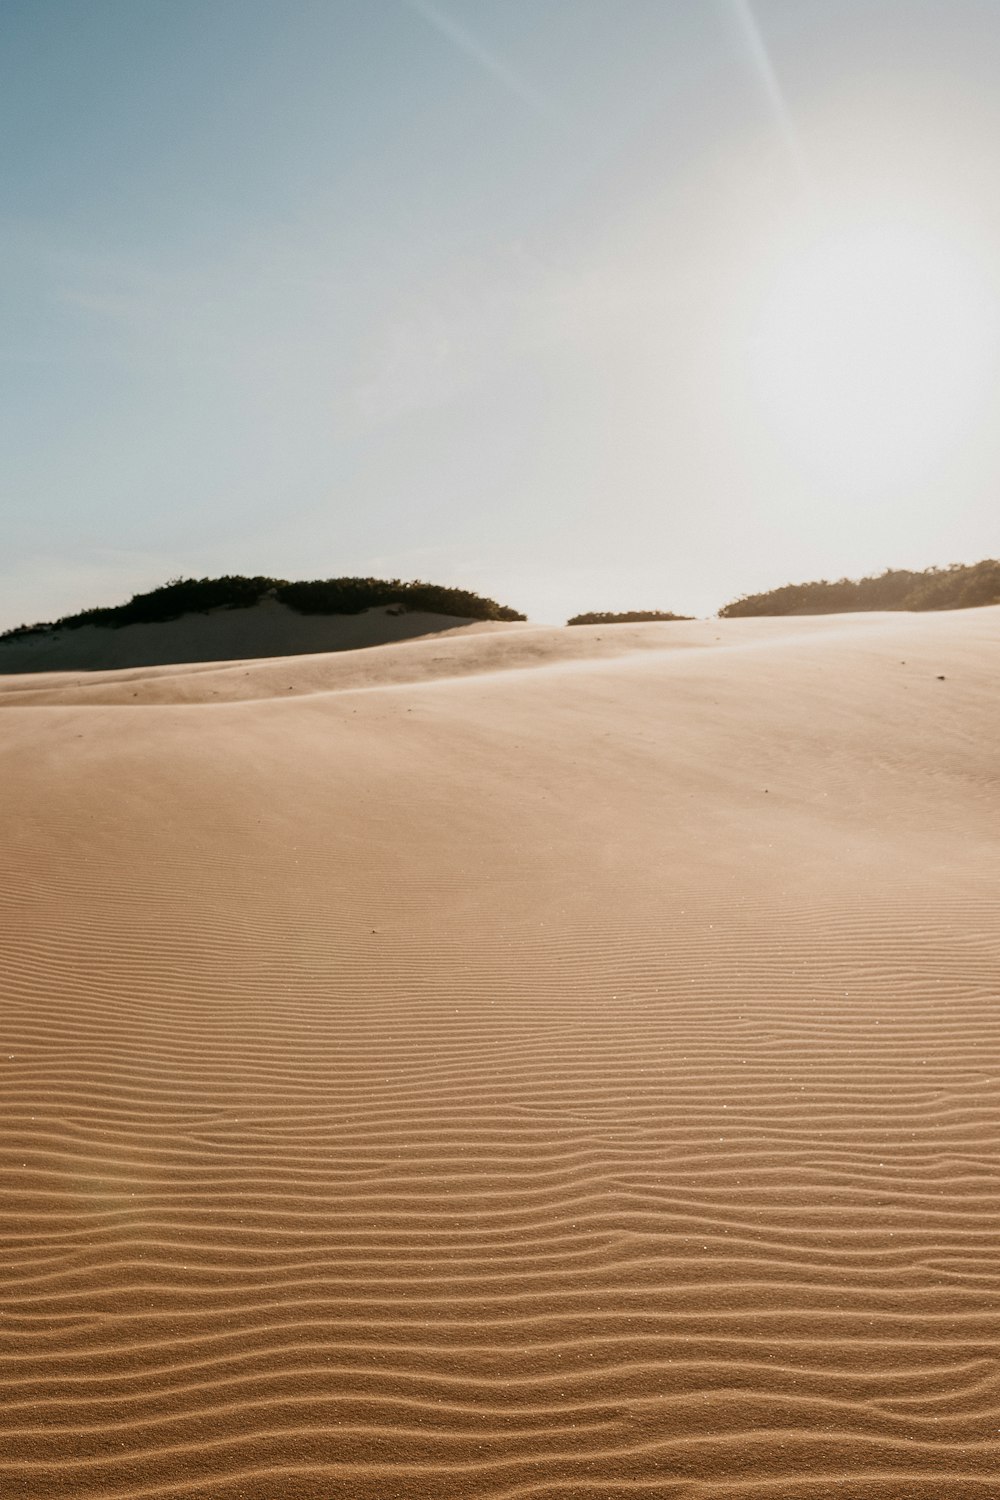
[1,607,999,1499]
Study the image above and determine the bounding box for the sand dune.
[0,598,507,674]
[2,607,1000,1498]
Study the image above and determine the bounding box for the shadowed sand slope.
[0,599,507,673]
[1,608,999,1499]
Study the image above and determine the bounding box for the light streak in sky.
[403,0,571,131]
[728,0,812,193]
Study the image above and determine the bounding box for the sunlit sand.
[2,606,999,1498]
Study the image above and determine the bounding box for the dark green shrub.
[1,620,56,639]
[567,610,693,626]
[1,575,526,639]
[275,577,524,621]
[1,576,278,635]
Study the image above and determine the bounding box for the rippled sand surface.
[2,609,999,1499]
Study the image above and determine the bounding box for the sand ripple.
[2,611,1000,1497]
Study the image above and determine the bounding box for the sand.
[1,606,999,1499]
[0,599,509,673]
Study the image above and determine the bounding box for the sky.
[3,0,1000,627]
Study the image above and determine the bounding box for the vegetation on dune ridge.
[566,610,694,626]
[718,559,1000,618]
[0,575,527,640]
[277,577,524,621]
[7,558,999,641]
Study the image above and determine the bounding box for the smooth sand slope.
[2,608,999,1499]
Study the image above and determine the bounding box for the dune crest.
[2,606,1000,1498]
[0,599,512,675]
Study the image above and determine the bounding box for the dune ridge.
[2,608,1000,1497]
[0,599,516,675]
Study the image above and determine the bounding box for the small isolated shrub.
[567,610,693,626]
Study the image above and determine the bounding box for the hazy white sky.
[3,0,1000,626]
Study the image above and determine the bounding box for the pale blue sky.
[4,0,1000,626]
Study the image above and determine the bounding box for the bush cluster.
[566,610,693,626]
[718,560,1000,618]
[277,577,525,621]
[1,575,526,639]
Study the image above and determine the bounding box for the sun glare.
[746,220,999,496]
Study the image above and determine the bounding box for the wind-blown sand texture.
[2,607,999,1499]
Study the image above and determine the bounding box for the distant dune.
[0,598,514,673]
[719,557,1000,617]
[2,606,1000,1498]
